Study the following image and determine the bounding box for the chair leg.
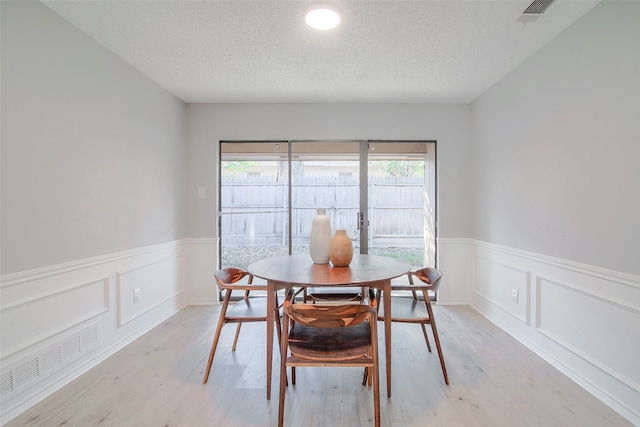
[278,362,288,427]
[275,309,282,349]
[274,306,289,386]
[426,300,449,385]
[372,354,380,426]
[231,323,242,351]
[373,364,380,427]
[278,317,290,427]
[419,288,432,352]
[420,324,432,352]
[203,293,232,384]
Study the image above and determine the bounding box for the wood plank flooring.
[5,305,632,426]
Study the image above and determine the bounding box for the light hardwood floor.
[5,304,632,426]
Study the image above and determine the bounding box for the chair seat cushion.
[378,297,429,322]
[288,322,372,360]
[306,286,362,301]
[226,297,269,320]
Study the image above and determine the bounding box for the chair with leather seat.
[376,267,449,385]
[278,290,380,427]
[203,267,281,384]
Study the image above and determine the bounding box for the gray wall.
[3,0,637,277]
[470,1,640,275]
[1,1,188,274]
[186,103,472,240]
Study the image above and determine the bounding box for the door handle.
[357,212,365,230]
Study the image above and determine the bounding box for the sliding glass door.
[219,140,436,271]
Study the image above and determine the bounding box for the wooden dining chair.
[202,267,281,384]
[375,267,449,385]
[278,290,380,427]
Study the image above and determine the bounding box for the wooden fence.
[221,173,426,247]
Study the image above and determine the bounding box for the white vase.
[309,208,331,264]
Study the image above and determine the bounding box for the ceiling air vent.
[518,0,555,23]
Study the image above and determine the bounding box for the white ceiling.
[42,0,599,104]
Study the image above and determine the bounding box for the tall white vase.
[309,208,331,264]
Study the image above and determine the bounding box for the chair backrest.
[412,267,443,292]
[214,267,251,290]
[284,302,375,329]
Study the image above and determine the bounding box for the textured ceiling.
[42,0,599,104]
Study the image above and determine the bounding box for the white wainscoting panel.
[0,240,187,424]
[183,238,218,305]
[473,255,529,323]
[0,278,108,357]
[117,255,184,326]
[436,238,472,305]
[536,275,640,396]
[470,240,640,425]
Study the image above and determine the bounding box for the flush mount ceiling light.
[305,3,341,30]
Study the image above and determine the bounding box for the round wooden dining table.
[247,253,410,400]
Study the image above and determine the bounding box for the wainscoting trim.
[0,278,109,358]
[0,241,182,289]
[0,240,187,424]
[116,254,185,326]
[470,239,640,425]
[472,240,639,290]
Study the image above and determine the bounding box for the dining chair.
[202,267,281,384]
[278,290,380,427]
[375,267,449,385]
